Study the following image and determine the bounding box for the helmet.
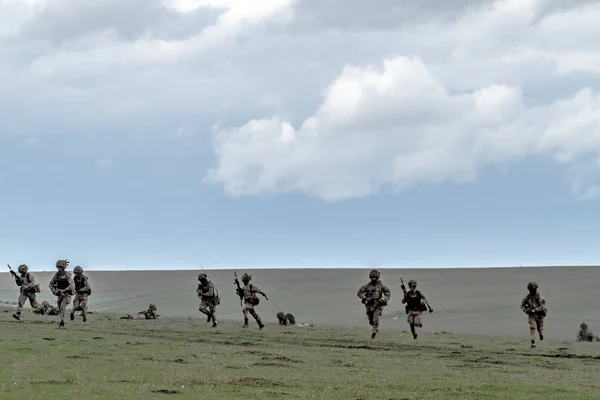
[18,264,28,274]
[42,301,49,306]
[241,273,251,281]
[73,266,83,274]
[527,281,538,290]
[56,260,69,268]
[581,322,588,330]
[198,273,207,280]
[369,270,380,279]
[149,304,157,311]
[408,279,417,287]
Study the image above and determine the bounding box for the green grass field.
[2,309,600,400]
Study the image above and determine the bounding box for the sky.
[2,0,600,271]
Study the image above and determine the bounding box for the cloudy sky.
[1,0,600,271]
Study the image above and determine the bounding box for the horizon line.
[3,264,599,273]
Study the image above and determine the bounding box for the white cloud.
[207,53,600,201]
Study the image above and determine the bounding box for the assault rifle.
[7,264,22,285]
[400,277,409,314]
[233,272,243,307]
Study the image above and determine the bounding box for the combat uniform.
[520,281,547,348]
[12,264,41,320]
[197,273,219,327]
[401,279,433,339]
[237,273,268,329]
[49,259,75,328]
[71,266,91,322]
[357,270,391,339]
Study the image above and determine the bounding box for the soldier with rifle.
[8,263,42,320]
[400,278,433,339]
[520,281,547,348]
[357,270,391,339]
[234,272,269,329]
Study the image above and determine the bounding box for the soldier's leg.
[209,304,217,327]
[198,299,212,322]
[536,316,544,340]
[80,297,88,322]
[249,309,264,329]
[371,308,382,339]
[28,293,40,310]
[528,315,536,347]
[407,312,418,339]
[414,312,423,328]
[14,293,28,320]
[366,308,374,326]
[242,306,250,327]
[58,295,70,326]
[71,296,80,320]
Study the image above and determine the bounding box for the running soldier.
[197,273,219,328]
[401,279,433,339]
[520,281,547,348]
[49,259,75,328]
[10,264,41,320]
[234,273,269,329]
[357,270,391,339]
[70,266,91,322]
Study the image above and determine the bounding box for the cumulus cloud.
[206,55,600,200]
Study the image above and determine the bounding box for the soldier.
[401,279,433,339]
[236,273,269,329]
[120,304,158,320]
[33,301,60,316]
[12,264,41,320]
[276,312,296,325]
[357,269,391,339]
[520,281,547,348]
[48,259,75,328]
[197,273,219,328]
[70,266,91,322]
[577,322,598,342]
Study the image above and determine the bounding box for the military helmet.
[18,264,28,274]
[241,273,251,281]
[42,301,49,306]
[198,273,207,280]
[369,269,380,279]
[581,322,588,330]
[73,266,83,274]
[527,281,538,290]
[56,259,69,268]
[408,279,417,287]
[149,304,157,311]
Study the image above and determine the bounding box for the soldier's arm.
[535,294,546,311]
[357,284,367,300]
[382,284,391,302]
[206,283,215,297]
[67,274,76,294]
[419,291,431,307]
[80,276,90,293]
[520,296,528,312]
[48,274,56,293]
[252,284,268,298]
[21,274,36,290]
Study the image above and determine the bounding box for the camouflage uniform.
[520,281,547,348]
[70,266,91,322]
[401,279,433,339]
[12,264,41,321]
[33,301,59,316]
[357,270,391,339]
[48,260,75,328]
[122,304,158,320]
[197,273,219,327]
[577,323,598,342]
[277,312,296,326]
[237,273,268,329]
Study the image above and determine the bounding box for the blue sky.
[2,0,600,271]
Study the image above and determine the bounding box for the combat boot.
[371,332,377,340]
[539,334,544,341]
[212,321,217,328]
[70,312,75,321]
[243,318,249,328]
[207,314,212,323]
[58,320,65,328]
[531,339,536,348]
[12,312,21,321]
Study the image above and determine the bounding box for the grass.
[1,308,600,399]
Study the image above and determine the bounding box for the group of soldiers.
[9,260,91,328]
[7,263,598,346]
